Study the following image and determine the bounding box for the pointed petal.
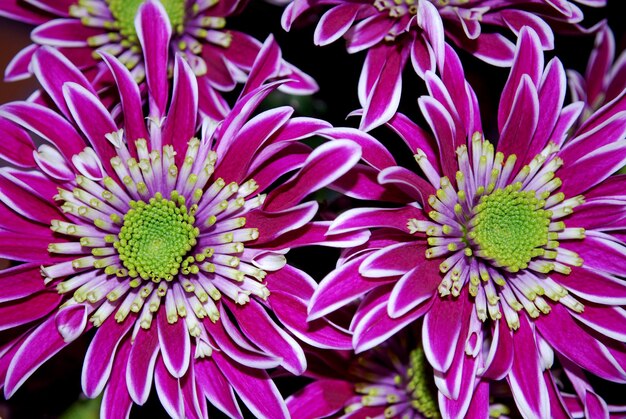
[157,308,190,378]
[127,325,160,405]
[195,358,243,419]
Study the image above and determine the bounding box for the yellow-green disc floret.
[115,191,199,281]
[107,0,186,41]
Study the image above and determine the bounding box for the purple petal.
[572,304,626,342]
[316,127,396,170]
[154,356,185,418]
[161,54,198,157]
[287,379,354,419]
[331,164,412,203]
[0,263,45,303]
[31,18,101,47]
[345,14,395,54]
[359,241,423,278]
[482,319,514,380]
[388,260,440,318]
[4,44,37,82]
[0,0,50,24]
[157,308,190,378]
[212,351,289,419]
[585,26,615,106]
[418,95,459,179]
[135,0,171,118]
[562,233,626,277]
[464,380,489,419]
[308,254,394,321]
[239,35,281,98]
[501,10,555,50]
[127,325,160,405]
[0,230,65,263]
[386,112,440,168]
[417,0,445,70]
[423,292,468,372]
[224,299,306,375]
[196,358,243,418]
[447,31,515,67]
[378,165,434,205]
[55,303,90,343]
[99,52,150,144]
[249,143,311,192]
[314,4,360,46]
[180,363,206,419]
[264,140,361,212]
[81,314,135,398]
[437,353,478,418]
[201,45,236,91]
[5,316,76,397]
[329,205,424,235]
[0,171,60,225]
[556,267,626,305]
[31,46,96,119]
[0,290,61,332]
[244,201,318,245]
[23,0,74,16]
[100,340,133,419]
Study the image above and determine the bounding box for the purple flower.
[0,0,317,119]
[309,27,626,417]
[0,3,365,417]
[568,24,626,121]
[283,0,604,132]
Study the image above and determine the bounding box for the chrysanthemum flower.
[283,0,604,131]
[568,24,626,121]
[309,27,626,417]
[0,0,317,118]
[0,3,364,417]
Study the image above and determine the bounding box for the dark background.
[0,0,624,417]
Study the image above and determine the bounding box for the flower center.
[374,0,417,17]
[115,192,199,282]
[467,184,551,273]
[108,0,186,41]
[406,347,439,418]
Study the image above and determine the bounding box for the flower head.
[311,27,626,418]
[0,4,364,416]
[0,0,317,119]
[282,0,604,131]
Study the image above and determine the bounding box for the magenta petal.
[100,340,133,419]
[316,127,396,170]
[5,316,76,397]
[386,112,439,167]
[501,10,555,50]
[99,52,150,143]
[388,261,439,318]
[418,95,459,179]
[309,254,393,321]
[55,303,90,343]
[31,46,96,119]
[346,14,394,53]
[378,165,435,205]
[249,142,310,191]
[239,35,281,98]
[82,315,135,398]
[157,308,191,378]
[359,241,423,278]
[180,363,206,419]
[572,304,626,342]
[245,201,318,245]
[287,379,354,419]
[544,370,571,419]
[0,263,45,303]
[0,290,61,332]
[135,0,171,118]
[4,44,37,82]
[201,45,236,91]
[437,353,478,418]
[507,316,550,418]
[31,19,100,47]
[314,4,360,46]
[417,1,445,69]
[331,164,412,203]
[0,172,60,225]
[0,0,50,25]
[0,230,65,263]
[127,325,160,405]
[482,319,514,380]
[62,82,117,172]
[563,233,626,277]
[154,356,185,419]
[464,380,489,419]
[196,358,243,419]
[423,293,467,373]
[212,351,289,419]
[329,205,424,235]
[536,304,626,382]
[225,299,306,375]
[0,116,35,168]
[556,267,626,305]
[264,140,361,212]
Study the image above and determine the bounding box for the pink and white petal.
[481,319,514,380]
[416,0,445,69]
[287,379,354,419]
[157,308,190,378]
[270,290,353,350]
[181,363,206,419]
[359,241,424,278]
[463,380,489,419]
[535,304,626,382]
[388,260,440,318]
[201,45,237,91]
[437,353,478,418]
[562,233,626,277]
[316,127,396,170]
[212,351,289,419]
[5,316,79,397]
[82,314,135,398]
[0,230,66,263]
[345,14,395,53]
[353,297,431,353]
[196,358,243,419]
[100,339,133,419]
[549,102,585,148]
[572,304,626,342]
[331,164,412,204]
[34,144,75,181]
[0,102,85,161]
[507,316,550,418]
[411,33,436,78]
[244,201,318,245]
[418,95,459,179]
[498,27,544,131]
[239,35,281,98]
[269,117,331,145]
[162,54,198,157]
[314,3,360,46]
[99,52,150,143]
[126,325,159,405]
[248,143,311,192]
[386,112,439,166]
[55,303,90,343]
[560,111,626,163]
[329,205,424,235]
[0,172,60,225]
[308,254,394,321]
[0,263,46,303]
[23,0,74,16]
[585,26,615,105]
[224,299,306,375]
[277,61,319,95]
[4,44,37,82]
[0,117,35,167]
[222,31,261,70]
[360,43,408,132]
[0,291,61,332]
[154,357,185,419]
[556,267,626,305]
[264,140,361,212]
[502,10,555,50]
[32,46,96,119]
[0,0,50,24]
[423,292,468,373]
[544,371,572,419]
[378,165,434,205]
[447,31,515,67]
[135,0,171,118]
[31,19,101,48]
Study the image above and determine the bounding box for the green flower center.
[115,191,199,281]
[406,346,439,419]
[108,0,186,41]
[468,183,551,273]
